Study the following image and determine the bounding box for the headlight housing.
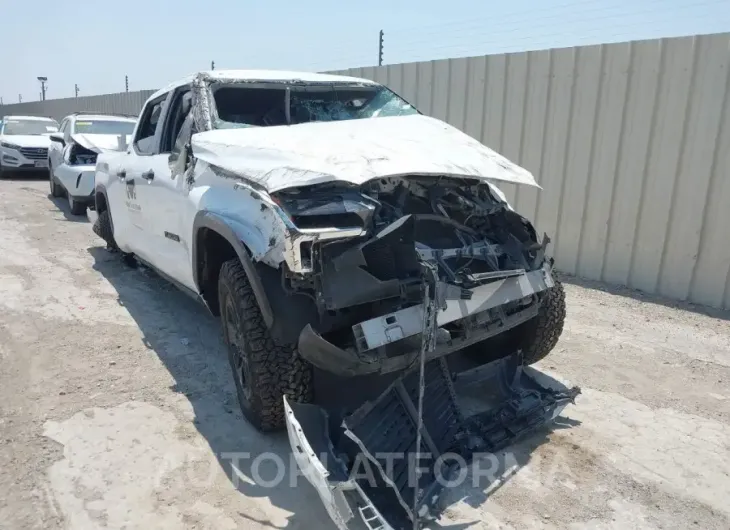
[273,185,377,230]
[0,142,21,150]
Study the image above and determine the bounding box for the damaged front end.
[273,175,554,376]
[271,175,579,529]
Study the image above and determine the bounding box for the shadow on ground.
[88,245,578,530]
[558,271,730,322]
[48,195,89,223]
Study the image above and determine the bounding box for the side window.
[134,95,167,155]
[161,87,192,154]
[59,119,69,135]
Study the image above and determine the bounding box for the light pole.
[37,77,48,101]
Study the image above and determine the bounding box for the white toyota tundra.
[92,70,578,530]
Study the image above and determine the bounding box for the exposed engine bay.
[68,143,98,166]
[277,176,548,292]
[272,176,553,376]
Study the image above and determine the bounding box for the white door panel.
[106,153,144,254]
[134,154,195,290]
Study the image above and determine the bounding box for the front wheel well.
[197,227,238,316]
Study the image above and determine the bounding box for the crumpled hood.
[71,133,131,153]
[191,114,538,192]
[0,135,51,148]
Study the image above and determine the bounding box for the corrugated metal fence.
[331,33,730,310]
[1,33,728,309]
[0,90,156,121]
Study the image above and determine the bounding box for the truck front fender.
[192,210,275,328]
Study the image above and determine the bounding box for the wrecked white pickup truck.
[92,70,579,530]
[48,112,136,214]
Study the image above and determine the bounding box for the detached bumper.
[285,353,580,530]
[298,263,555,377]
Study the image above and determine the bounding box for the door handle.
[141,170,155,181]
[117,169,126,179]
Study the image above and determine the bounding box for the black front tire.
[92,210,118,250]
[520,280,566,365]
[218,258,313,432]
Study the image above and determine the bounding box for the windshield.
[213,83,418,129]
[2,119,59,135]
[73,120,135,135]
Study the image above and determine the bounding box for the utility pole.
[18,94,22,103]
[378,30,384,66]
[37,76,48,101]
[125,75,129,92]
[74,84,79,97]
[211,60,215,70]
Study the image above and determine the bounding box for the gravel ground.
[0,178,728,530]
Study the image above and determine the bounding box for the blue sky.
[1,0,728,102]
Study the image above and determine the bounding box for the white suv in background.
[0,116,59,178]
[48,113,135,215]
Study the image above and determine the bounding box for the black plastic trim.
[298,303,539,377]
[192,210,275,327]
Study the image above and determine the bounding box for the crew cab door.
[107,93,169,258]
[134,85,196,291]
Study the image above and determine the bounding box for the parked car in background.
[0,116,59,178]
[48,113,135,214]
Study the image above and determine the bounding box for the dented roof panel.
[147,70,376,103]
[191,114,539,192]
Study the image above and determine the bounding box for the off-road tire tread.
[219,259,313,432]
[521,280,566,365]
[93,210,118,250]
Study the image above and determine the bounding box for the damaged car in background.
[48,112,135,214]
[91,70,580,530]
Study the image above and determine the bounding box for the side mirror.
[49,132,65,146]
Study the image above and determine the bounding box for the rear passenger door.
[108,93,169,258]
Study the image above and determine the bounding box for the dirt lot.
[0,178,729,530]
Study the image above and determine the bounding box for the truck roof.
[148,69,377,103]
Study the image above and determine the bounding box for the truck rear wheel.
[218,258,313,432]
[520,280,566,365]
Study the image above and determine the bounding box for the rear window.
[73,120,135,135]
[212,83,417,129]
